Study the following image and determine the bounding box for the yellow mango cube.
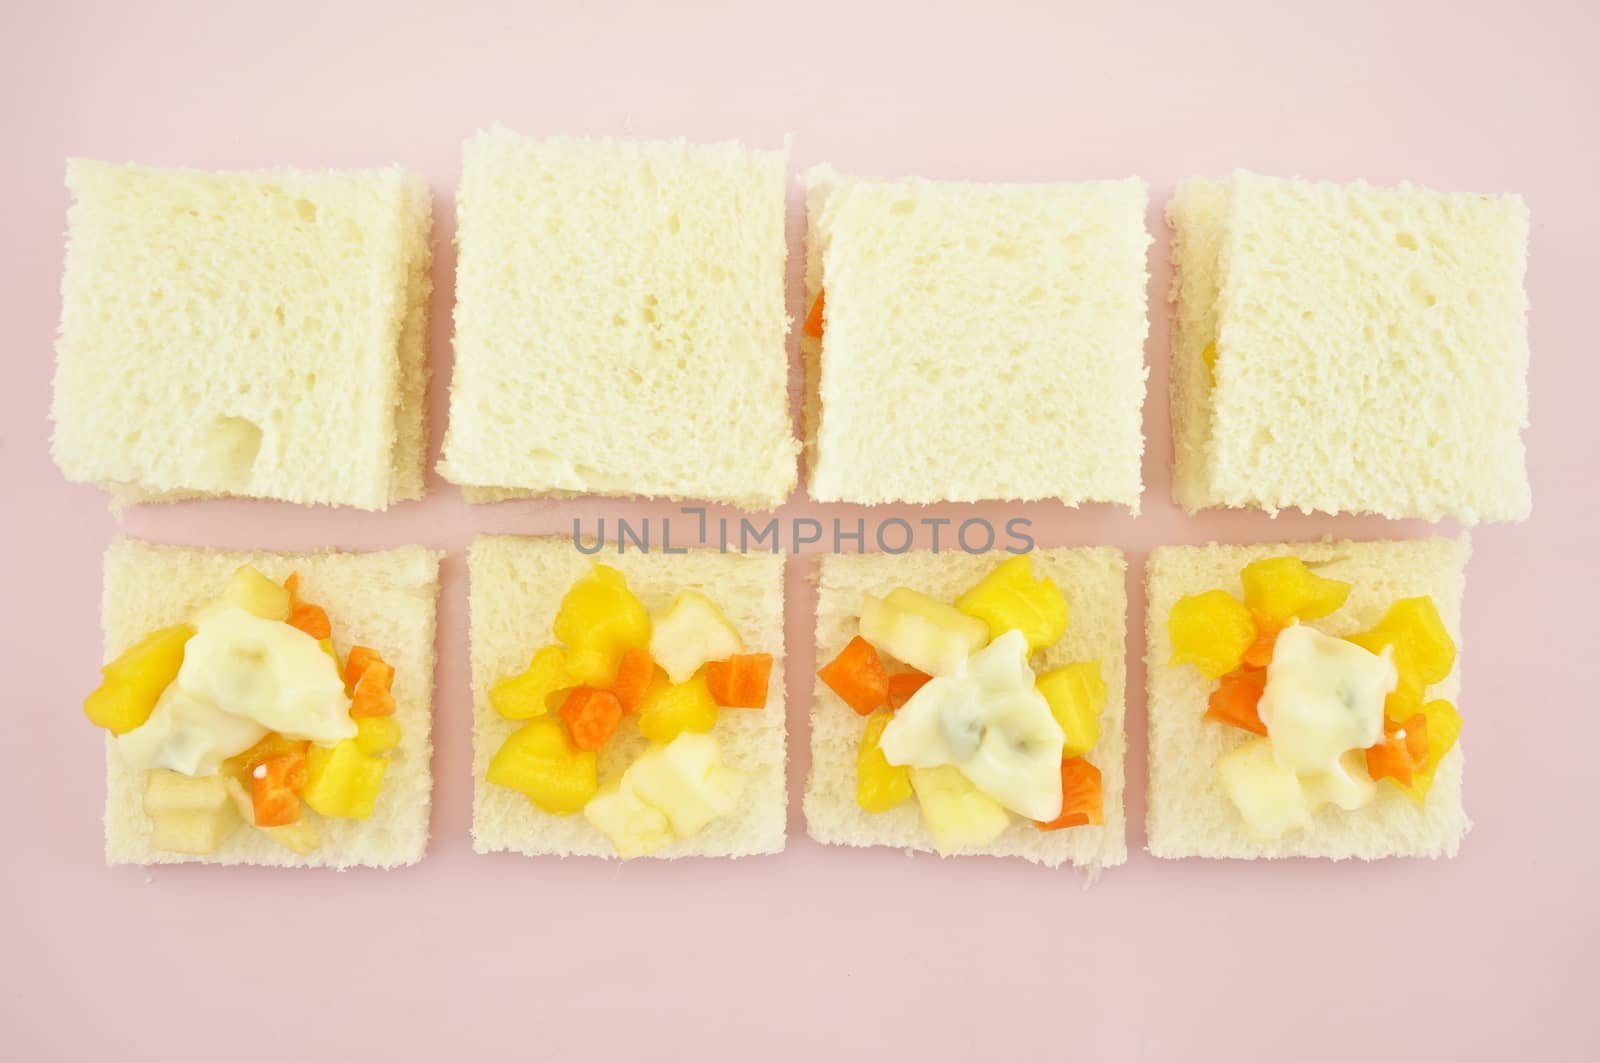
[1348,596,1455,686]
[1239,556,1351,624]
[490,645,570,720]
[1036,660,1105,758]
[955,554,1069,653]
[301,740,388,820]
[486,717,597,815]
[85,623,196,734]
[636,672,719,743]
[856,712,912,813]
[1392,699,1463,805]
[552,564,650,686]
[1168,590,1256,679]
[354,716,402,755]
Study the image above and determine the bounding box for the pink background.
[3,2,1596,1059]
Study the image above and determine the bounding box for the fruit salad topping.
[85,566,402,856]
[819,554,1107,855]
[1168,556,1463,840]
[486,564,769,858]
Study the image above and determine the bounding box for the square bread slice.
[469,535,786,858]
[803,166,1150,509]
[101,538,442,868]
[1169,173,1530,522]
[1145,536,1471,860]
[52,160,433,510]
[805,548,1129,870]
[438,129,797,510]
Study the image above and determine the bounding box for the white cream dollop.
[1258,622,1395,780]
[117,605,354,776]
[879,629,1065,821]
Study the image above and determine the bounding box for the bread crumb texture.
[468,536,786,858]
[101,539,441,868]
[53,161,431,509]
[1169,173,1530,522]
[805,548,1128,870]
[804,167,1149,509]
[1145,536,1470,860]
[439,130,797,510]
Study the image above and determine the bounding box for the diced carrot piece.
[251,751,308,827]
[885,670,931,711]
[1241,616,1280,670]
[283,571,332,640]
[223,733,310,781]
[287,602,331,640]
[350,659,396,718]
[1366,713,1430,787]
[610,647,655,715]
[705,653,773,709]
[1205,669,1269,735]
[1034,758,1104,831]
[344,646,383,694]
[803,290,825,339]
[817,636,889,715]
[558,688,623,752]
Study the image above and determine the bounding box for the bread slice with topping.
[805,547,1129,871]
[439,130,797,510]
[468,535,786,858]
[101,539,441,868]
[1145,536,1470,860]
[1168,173,1530,522]
[52,161,432,510]
[803,167,1149,509]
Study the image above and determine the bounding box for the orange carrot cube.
[705,653,773,709]
[817,636,889,715]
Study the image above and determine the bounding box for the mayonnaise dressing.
[117,605,354,776]
[1257,623,1394,781]
[878,629,1065,821]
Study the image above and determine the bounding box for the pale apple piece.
[584,777,676,859]
[195,564,292,623]
[143,770,240,854]
[626,733,746,836]
[860,588,989,677]
[910,764,1011,855]
[649,591,743,684]
[1216,737,1312,841]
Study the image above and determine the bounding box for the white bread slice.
[805,548,1128,870]
[1145,536,1470,860]
[1168,173,1530,522]
[101,539,442,868]
[1167,179,1229,514]
[52,160,432,510]
[469,536,786,858]
[799,169,834,474]
[438,129,797,510]
[388,178,434,503]
[803,166,1149,509]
